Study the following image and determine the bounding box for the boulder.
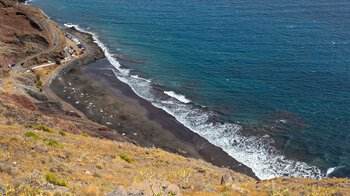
[165,183,181,195]
[221,171,233,185]
[107,180,181,196]
[106,186,128,196]
[231,183,243,193]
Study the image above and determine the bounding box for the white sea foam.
[62,22,324,180]
[164,91,191,104]
[326,167,336,177]
[151,101,323,179]
[326,166,345,177]
[277,119,287,124]
[25,0,32,5]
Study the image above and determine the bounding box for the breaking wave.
[164,91,191,104]
[63,23,324,180]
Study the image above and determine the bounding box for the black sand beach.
[46,28,257,179]
[49,58,257,179]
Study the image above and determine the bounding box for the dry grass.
[0,77,14,93]
[0,124,253,194]
[0,123,349,195]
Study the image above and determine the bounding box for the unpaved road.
[14,9,60,71]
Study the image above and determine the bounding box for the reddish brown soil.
[0,0,64,68]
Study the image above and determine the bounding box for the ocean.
[30,0,350,179]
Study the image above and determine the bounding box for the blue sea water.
[31,0,350,179]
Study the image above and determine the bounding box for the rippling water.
[31,0,350,179]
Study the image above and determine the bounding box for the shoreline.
[41,19,323,179]
[28,2,324,179]
[45,27,258,179]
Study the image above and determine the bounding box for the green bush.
[24,131,61,148]
[43,138,61,148]
[35,74,43,91]
[118,154,133,163]
[36,80,43,87]
[81,133,89,137]
[26,124,54,133]
[58,130,66,136]
[24,131,42,141]
[45,173,68,187]
[36,125,54,133]
[35,74,41,81]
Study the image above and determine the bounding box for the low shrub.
[36,125,54,133]
[43,138,61,148]
[81,133,89,137]
[58,130,66,136]
[26,124,54,133]
[24,131,42,141]
[3,184,47,195]
[35,74,43,91]
[35,74,41,82]
[45,173,68,187]
[24,131,61,147]
[118,154,133,163]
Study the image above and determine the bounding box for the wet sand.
[50,57,257,179]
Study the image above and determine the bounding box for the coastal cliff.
[0,0,349,195]
[0,0,66,69]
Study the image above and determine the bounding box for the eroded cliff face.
[0,0,64,68]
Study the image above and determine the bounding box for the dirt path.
[13,9,60,71]
[40,26,104,119]
[41,48,87,118]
